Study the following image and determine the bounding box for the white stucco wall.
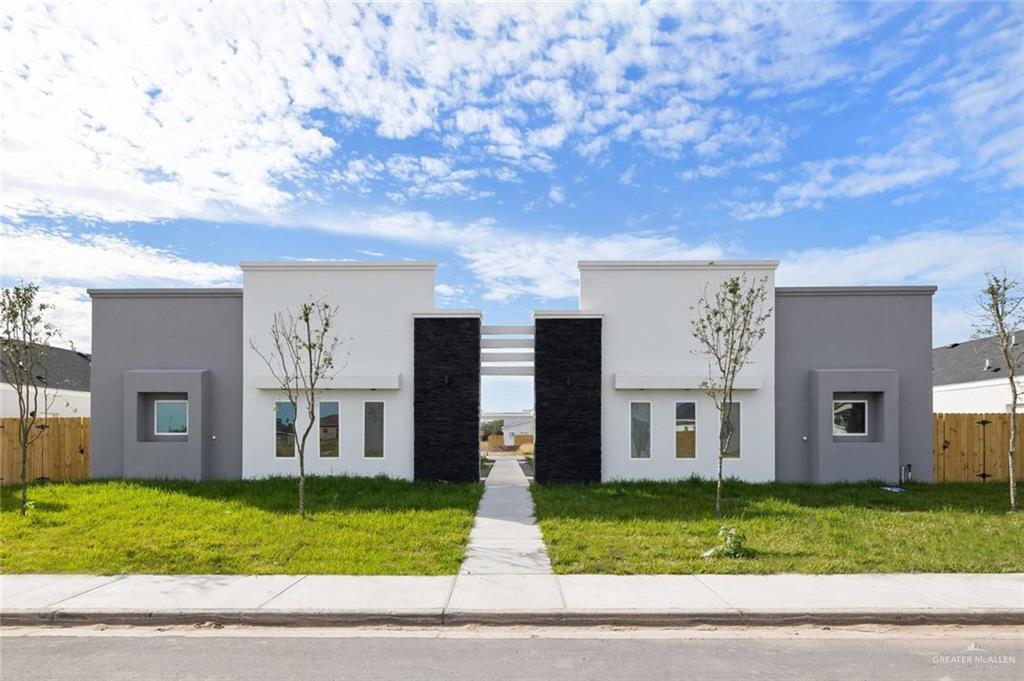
[579,261,777,482]
[0,384,90,418]
[241,262,436,480]
[933,377,1023,413]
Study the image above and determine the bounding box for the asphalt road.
[1,625,1021,681]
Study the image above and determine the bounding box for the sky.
[1,1,1022,411]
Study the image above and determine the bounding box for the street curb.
[3,608,1021,628]
[1,609,445,627]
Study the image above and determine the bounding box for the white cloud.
[465,231,724,302]
[356,249,384,257]
[1,225,241,349]
[434,284,459,297]
[619,164,637,186]
[886,6,1023,187]
[548,186,566,204]
[778,224,1021,289]
[2,2,892,223]
[287,209,722,303]
[732,136,958,219]
[333,153,496,202]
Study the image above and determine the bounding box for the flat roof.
[413,310,483,318]
[88,288,242,298]
[776,286,937,296]
[533,310,603,319]
[240,261,437,271]
[578,260,779,270]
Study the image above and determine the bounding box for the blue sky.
[2,2,1021,410]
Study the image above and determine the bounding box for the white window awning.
[252,374,401,390]
[614,373,762,390]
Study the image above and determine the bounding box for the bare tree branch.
[1,283,65,515]
[974,272,1022,512]
[691,275,772,518]
[249,298,349,517]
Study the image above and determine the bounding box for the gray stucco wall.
[89,289,243,480]
[774,287,935,483]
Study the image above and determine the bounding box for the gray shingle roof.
[933,333,1021,386]
[0,342,91,392]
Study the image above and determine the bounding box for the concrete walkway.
[458,458,551,575]
[3,573,1022,626]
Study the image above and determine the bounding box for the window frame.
[720,399,742,459]
[362,400,386,459]
[832,399,869,437]
[318,399,340,458]
[673,400,698,459]
[274,399,297,458]
[628,400,653,460]
[153,399,189,436]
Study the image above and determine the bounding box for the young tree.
[1,284,62,516]
[250,298,348,517]
[691,275,773,518]
[480,419,504,439]
[975,273,1022,512]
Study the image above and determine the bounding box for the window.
[630,402,651,459]
[674,402,696,459]
[833,400,868,436]
[154,400,188,435]
[364,401,384,458]
[275,401,296,458]
[721,402,741,458]
[319,401,339,457]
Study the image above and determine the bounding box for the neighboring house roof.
[0,342,91,392]
[933,333,1021,386]
[480,411,535,428]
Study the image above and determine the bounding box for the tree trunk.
[298,449,306,518]
[1009,382,1019,512]
[19,439,28,516]
[715,451,724,518]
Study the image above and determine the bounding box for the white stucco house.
[0,343,91,418]
[90,258,937,484]
[480,411,535,446]
[933,334,1022,413]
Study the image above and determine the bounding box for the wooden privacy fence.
[933,413,1024,483]
[0,417,90,484]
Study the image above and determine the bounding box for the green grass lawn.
[1,476,483,575]
[531,479,1024,574]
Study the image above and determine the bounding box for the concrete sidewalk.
[460,458,552,576]
[3,573,1021,627]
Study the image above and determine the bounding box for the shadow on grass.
[531,478,1017,522]
[0,475,483,517]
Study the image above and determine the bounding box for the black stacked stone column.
[414,315,481,482]
[534,316,602,483]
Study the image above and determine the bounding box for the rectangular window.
[630,402,651,459]
[833,400,868,436]
[674,402,696,459]
[364,401,384,458]
[275,401,296,458]
[319,401,339,457]
[154,400,188,435]
[721,402,741,459]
